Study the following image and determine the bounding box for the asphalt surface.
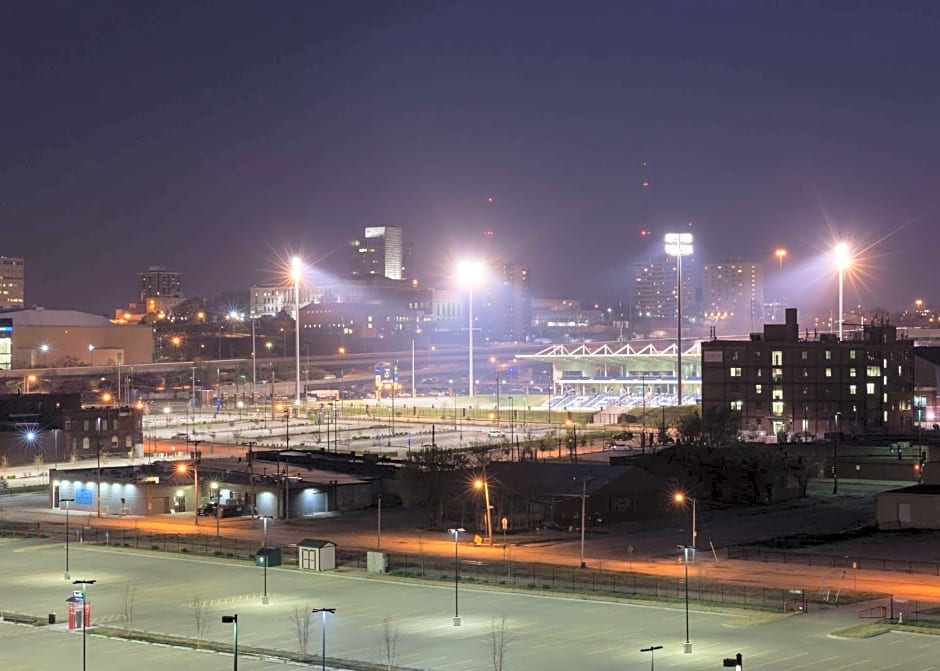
[3,537,940,671]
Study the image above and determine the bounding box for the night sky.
[3,1,939,315]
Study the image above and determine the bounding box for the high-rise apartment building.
[632,257,694,321]
[136,266,182,303]
[0,257,25,310]
[702,259,764,334]
[350,227,408,280]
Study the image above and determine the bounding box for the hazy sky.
[2,1,939,314]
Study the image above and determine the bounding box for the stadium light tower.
[833,243,852,341]
[665,232,693,405]
[457,260,486,398]
[290,256,304,409]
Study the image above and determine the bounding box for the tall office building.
[702,259,764,334]
[136,266,182,303]
[632,257,694,321]
[350,227,407,281]
[496,264,531,342]
[0,257,25,310]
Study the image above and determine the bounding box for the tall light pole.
[73,578,96,671]
[312,607,336,671]
[833,242,852,341]
[261,515,273,604]
[61,497,74,579]
[290,256,304,410]
[665,232,693,405]
[457,260,485,398]
[251,317,257,405]
[674,492,697,553]
[679,545,693,653]
[448,527,465,625]
[221,614,238,671]
[473,477,493,544]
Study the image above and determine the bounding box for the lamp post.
[674,492,697,552]
[61,497,74,579]
[641,645,663,671]
[73,579,96,671]
[290,256,304,410]
[312,608,336,671]
[473,477,493,544]
[457,260,485,398]
[448,527,465,625]
[679,545,693,653]
[833,412,841,494]
[833,242,851,341]
[251,317,257,405]
[95,416,102,518]
[665,232,693,405]
[261,515,273,604]
[221,614,238,671]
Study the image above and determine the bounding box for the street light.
[674,492,697,553]
[473,477,493,545]
[61,497,75,579]
[221,614,238,671]
[774,247,787,269]
[833,242,852,341]
[176,460,199,527]
[73,579,96,671]
[448,527,465,625]
[678,545,693,653]
[290,255,304,410]
[574,475,591,569]
[665,232,693,405]
[312,607,336,671]
[260,515,273,604]
[457,260,485,398]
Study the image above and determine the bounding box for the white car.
[488,430,506,438]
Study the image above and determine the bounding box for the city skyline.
[3,2,938,313]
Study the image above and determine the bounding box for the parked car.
[488,430,506,438]
[197,503,218,516]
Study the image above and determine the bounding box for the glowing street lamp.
[289,256,304,410]
[665,233,693,405]
[457,260,486,398]
[473,477,493,545]
[221,614,238,671]
[674,492,697,552]
[833,242,852,341]
[774,248,787,269]
[311,608,336,671]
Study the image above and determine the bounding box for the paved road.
[3,536,940,671]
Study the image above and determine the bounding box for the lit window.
[849,350,857,360]
[772,401,784,415]
[730,367,742,377]
[771,351,783,366]
[849,368,856,377]
[755,384,762,394]
[825,350,832,360]
[866,366,881,377]
[825,368,832,378]
[730,400,743,410]
[849,384,857,395]
[867,383,876,395]
[801,351,808,360]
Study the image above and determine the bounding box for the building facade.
[350,226,409,281]
[136,266,181,303]
[701,308,915,440]
[702,259,764,335]
[0,256,25,310]
[632,256,695,323]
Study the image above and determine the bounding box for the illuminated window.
[755,384,762,394]
[772,401,784,415]
[772,387,783,400]
[771,351,783,366]
[866,366,881,377]
[801,351,808,360]
[825,368,832,378]
[730,367,742,377]
[849,350,857,360]
[825,350,832,360]
[849,384,857,395]
[730,400,743,410]
[849,368,856,377]
[867,382,876,395]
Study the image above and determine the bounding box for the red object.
[67,599,91,630]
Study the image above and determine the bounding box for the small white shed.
[298,538,337,571]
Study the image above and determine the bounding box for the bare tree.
[192,595,210,643]
[121,581,138,629]
[489,615,511,671]
[290,603,313,656]
[381,617,399,671]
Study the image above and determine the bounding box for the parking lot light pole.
[679,545,692,653]
[312,608,336,671]
[221,614,238,671]
[641,645,663,671]
[73,579,96,671]
[261,515,273,604]
[61,497,74,579]
[449,527,465,625]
